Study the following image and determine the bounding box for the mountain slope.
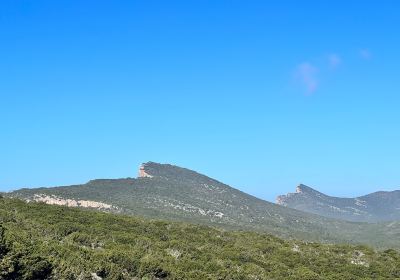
[6,162,400,248]
[2,197,400,279]
[277,184,400,222]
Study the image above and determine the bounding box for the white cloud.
[295,62,318,94]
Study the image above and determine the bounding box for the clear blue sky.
[1,1,400,201]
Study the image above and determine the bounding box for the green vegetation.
[1,197,400,279]
[7,162,400,249]
[277,184,400,223]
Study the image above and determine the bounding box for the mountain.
[5,162,400,248]
[2,197,400,279]
[277,184,400,223]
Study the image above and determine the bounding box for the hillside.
[277,184,400,222]
[1,197,400,279]
[6,162,400,248]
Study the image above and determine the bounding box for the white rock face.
[31,194,113,210]
[138,164,153,178]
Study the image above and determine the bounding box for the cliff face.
[31,194,115,210]
[138,163,153,178]
[276,184,328,205]
[277,184,400,222]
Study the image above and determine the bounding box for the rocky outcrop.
[277,184,400,222]
[31,194,114,210]
[276,184,321,206]
[138,163,153,178]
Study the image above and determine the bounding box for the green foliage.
[1,198,400,279]
[7,162,400,249]
[279,184,400,223]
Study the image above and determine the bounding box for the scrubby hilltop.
[6,162,400,248]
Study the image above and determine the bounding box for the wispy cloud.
[328,54,342,68]
[292,49,372,95]
[295,63,318,94]
[360,49,372,60]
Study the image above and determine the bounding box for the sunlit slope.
[277,184,400,222]
[7,162,400,248]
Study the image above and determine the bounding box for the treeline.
[0,198,400,279]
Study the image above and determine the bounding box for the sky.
[1,1,400,201]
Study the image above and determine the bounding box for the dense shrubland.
[8,162,400,249]
[0,197,400,279]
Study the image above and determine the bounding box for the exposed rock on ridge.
[30,194,115,210]
[7,162,400,248]
[138,163,153,178]
[277,184,400,222]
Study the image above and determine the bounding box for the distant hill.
[6,162,400,248]
[277,184,400,222]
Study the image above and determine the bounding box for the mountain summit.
[6,162,400,248]
[277,184,400,222]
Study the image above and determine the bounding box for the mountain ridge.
[5,162,400,248]
[277,184,400,222]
